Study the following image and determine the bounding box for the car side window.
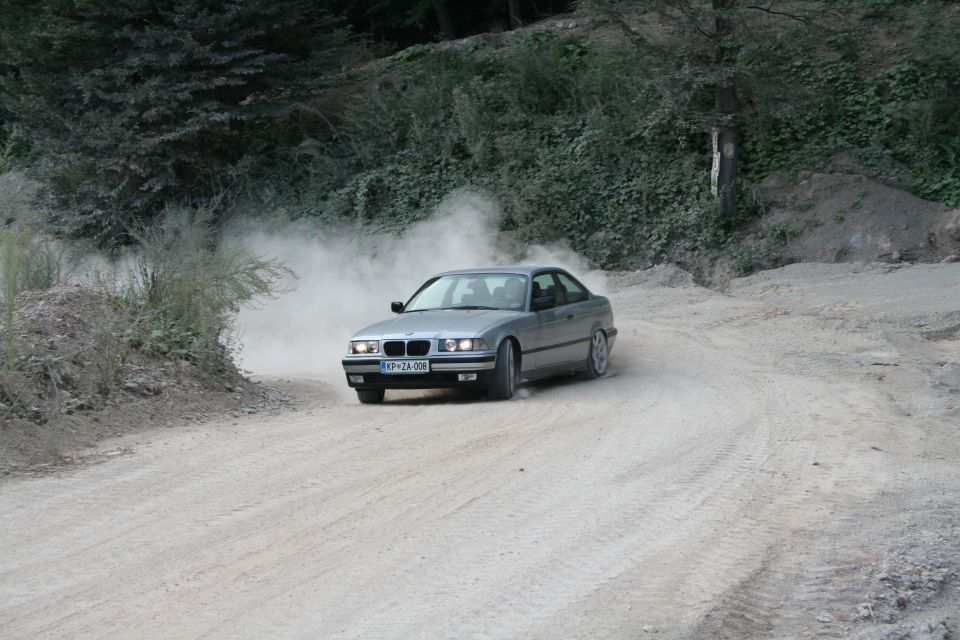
[531,273,556,308]
[556,273,588,304]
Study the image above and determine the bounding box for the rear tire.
[487,339,518,400]
[356,388,385,404]
[584,330,608,379]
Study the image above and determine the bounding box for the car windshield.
[404,274,529,312]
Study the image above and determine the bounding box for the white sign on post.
[711,129,720,197]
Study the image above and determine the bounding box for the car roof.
[433,266,560,277]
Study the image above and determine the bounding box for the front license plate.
[380,359,430,374]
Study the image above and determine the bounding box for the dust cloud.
[232,192,605,375]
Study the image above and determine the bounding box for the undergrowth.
[248,33,728,269]
[0,207,290,423]
[243,6,960,270]
[113,206,292,377]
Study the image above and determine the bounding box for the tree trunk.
[712,0,738,220]
[433,1,457,40]
[508,0,524,29]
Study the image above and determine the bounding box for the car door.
[546,272,592,366]
[554,271,595,365]
[531,271,582,369]
[531,272,565,369]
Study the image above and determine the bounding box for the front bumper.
[341,354,496,389]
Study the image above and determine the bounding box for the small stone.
[816,612,833,624]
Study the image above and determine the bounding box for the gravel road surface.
[1,262,957,639]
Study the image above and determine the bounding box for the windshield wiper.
[444,305,499,310]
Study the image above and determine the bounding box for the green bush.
[740,8,960,207]
[245,37,728,268]
[115,205,291,375]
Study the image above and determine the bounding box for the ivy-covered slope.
[244,3,959,271]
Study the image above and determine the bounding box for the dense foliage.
[742,26,960,207]
[248,32,730,268]
[0,0,360,243]
[240,3,957,268]
[1,0,958,268]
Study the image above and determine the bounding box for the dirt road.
[1,262,957,639]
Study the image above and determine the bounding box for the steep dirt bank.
[0,285,290,475]
[732,170,960,278]
[0,262,956,639]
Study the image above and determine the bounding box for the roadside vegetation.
[0,209,287,430]
[0,1,958,430]
[2,1,958,271]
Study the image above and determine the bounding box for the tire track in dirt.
[3,265,958,639]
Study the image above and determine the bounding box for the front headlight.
[349,340,380,355]
[439,338,489,352]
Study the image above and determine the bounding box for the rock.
[941,254,959,263]
[816,612,833,623]
[945,217,960,241]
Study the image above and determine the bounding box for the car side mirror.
[391,301,404,314]
[532,295,556,311]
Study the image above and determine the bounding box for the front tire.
[488,339,518,400]
[356,388,385,404]
[584,330,608,379]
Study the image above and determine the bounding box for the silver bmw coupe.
[341,266,617,403]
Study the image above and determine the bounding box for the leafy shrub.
[0,229,69,370]
[114,205,291,375]
[740,7,960,207]
[245,37,729,268]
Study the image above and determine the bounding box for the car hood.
[352,309,522,340]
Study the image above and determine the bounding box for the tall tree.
[0,0,360,243]
[712,0,738,218]
[583,0,838,220]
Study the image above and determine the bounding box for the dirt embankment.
[0,285,290,475]
[747,168,960,268]
[0,261,956,639]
